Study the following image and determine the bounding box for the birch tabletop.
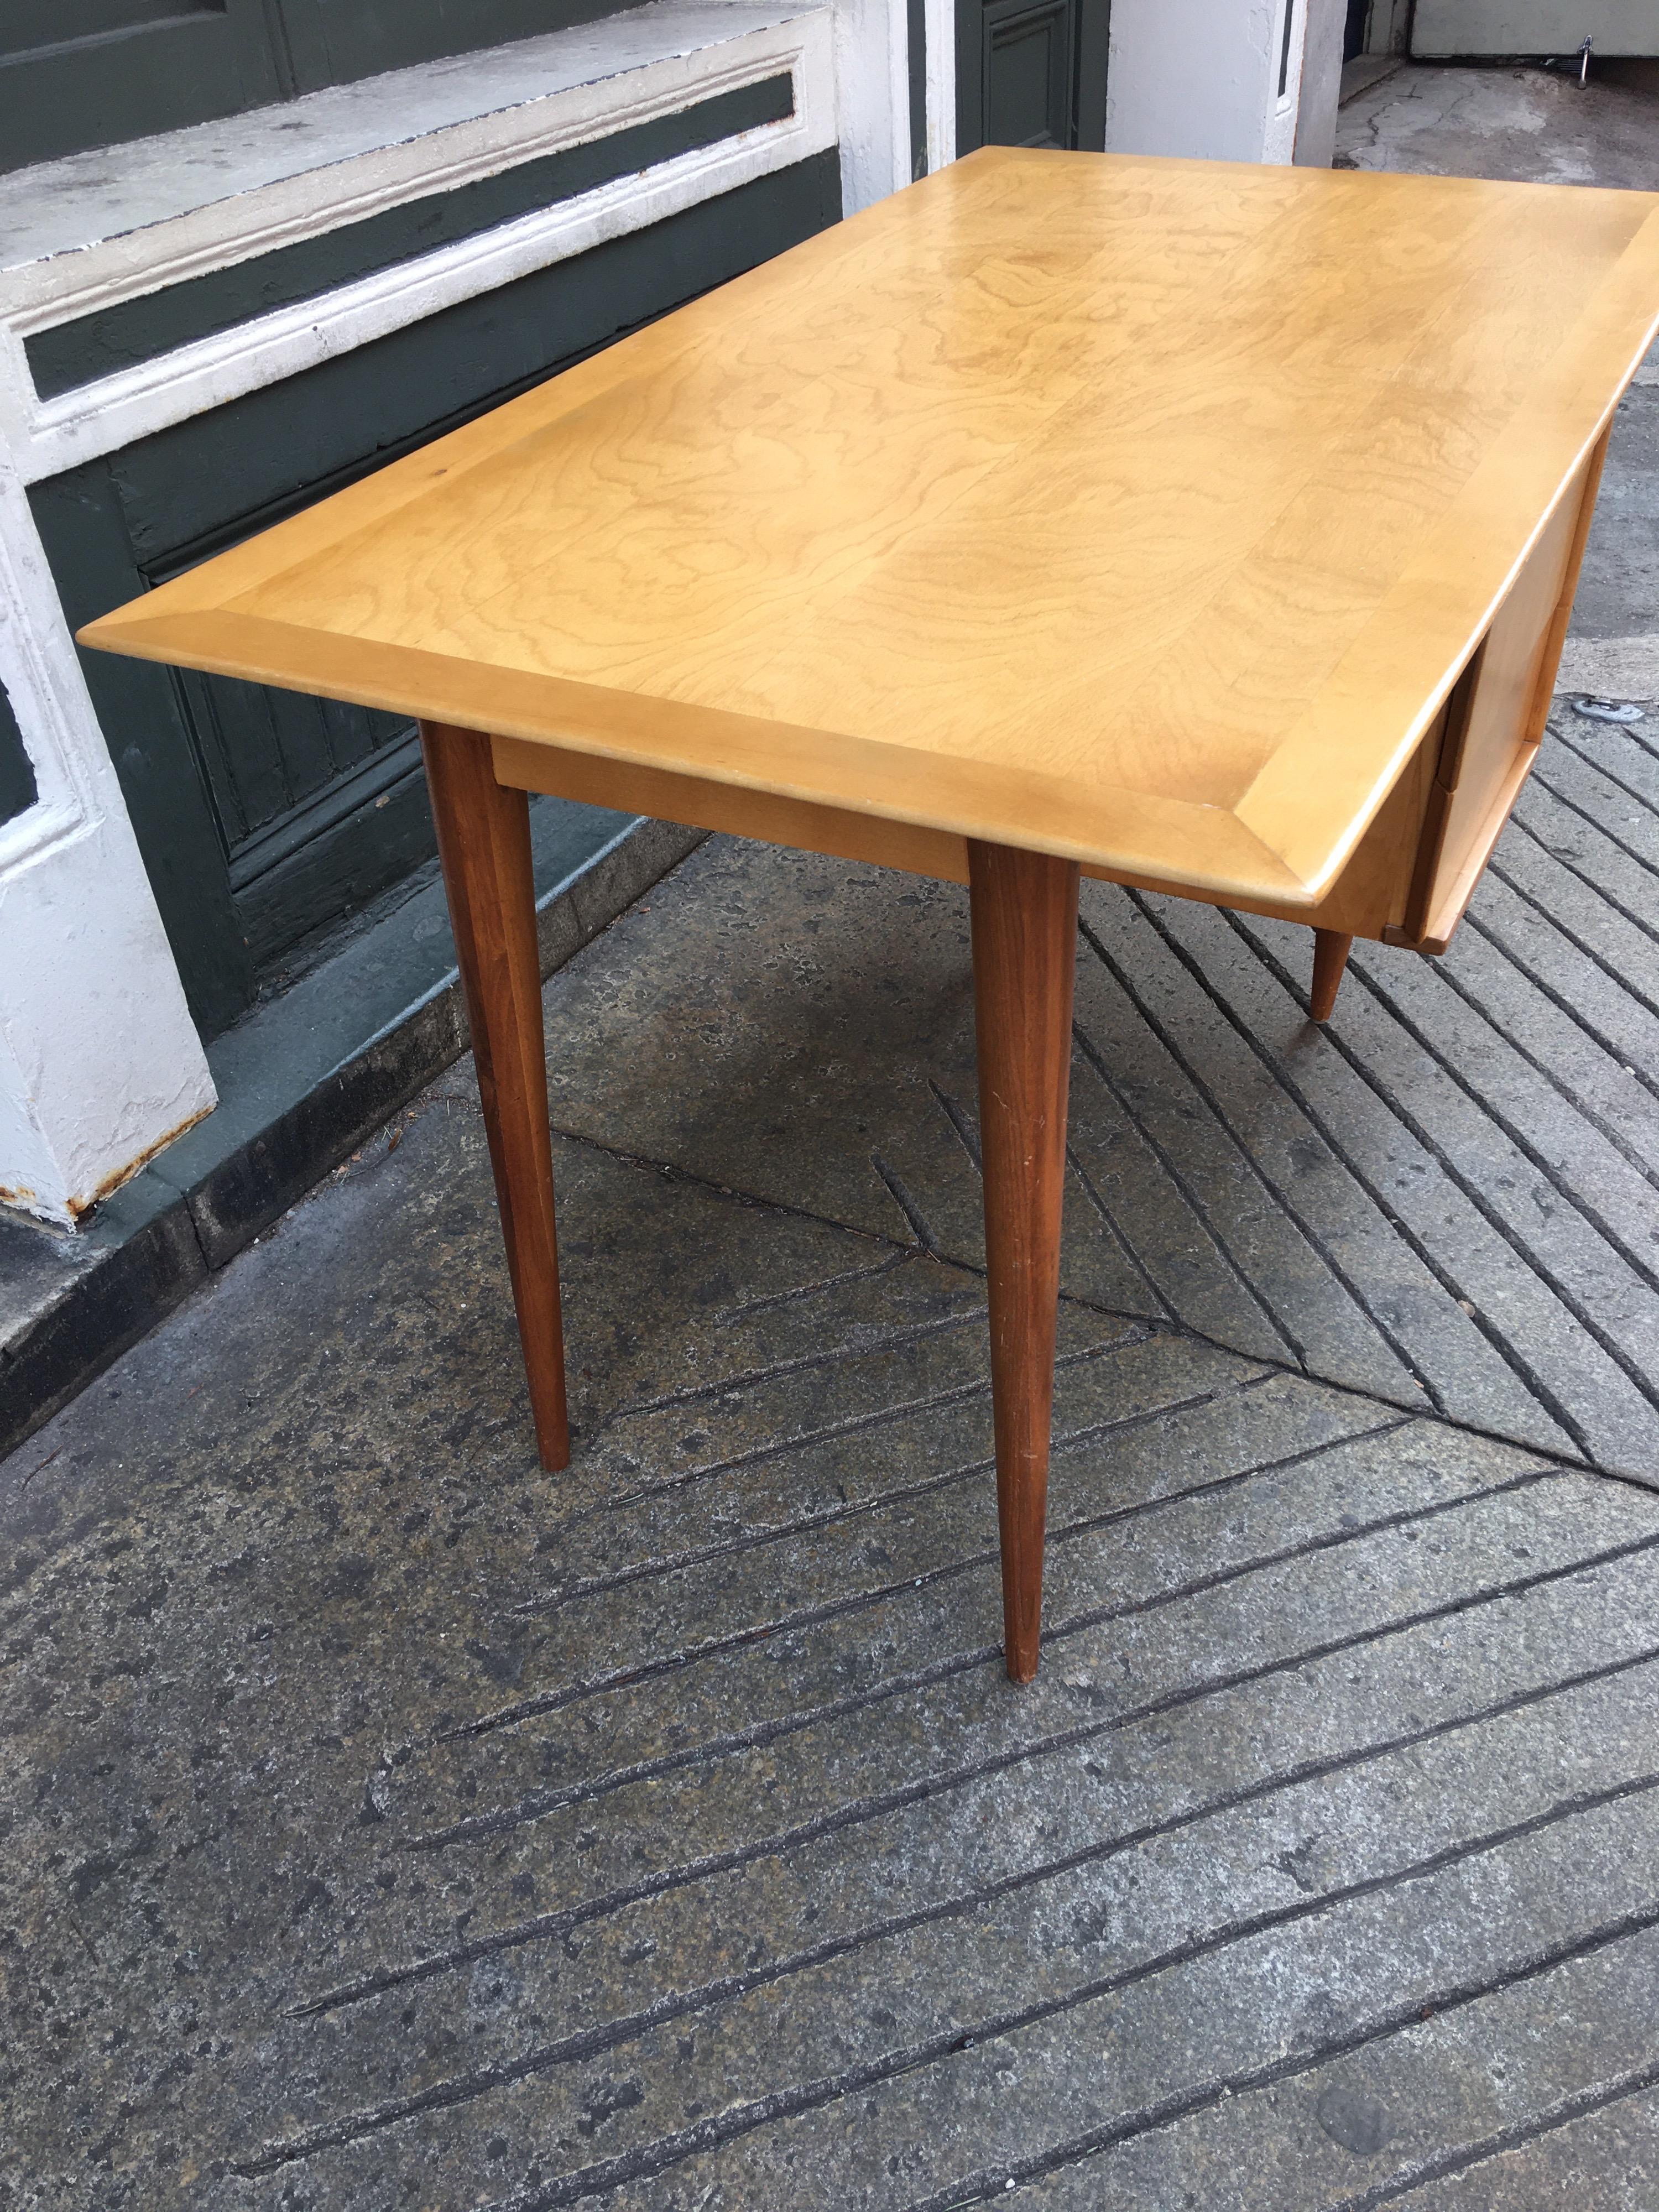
[81,147,1659,912]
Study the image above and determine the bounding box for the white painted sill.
[0,0,835,477]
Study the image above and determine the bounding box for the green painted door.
[956,0,1109,154]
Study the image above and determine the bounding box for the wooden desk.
[83,150,1659,1681]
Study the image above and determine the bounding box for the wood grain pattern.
[1311,931,1354,1024]
[969,840,1079,1684]
[420,721,570,1473]
[80,150,1659,910]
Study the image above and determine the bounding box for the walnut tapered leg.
[420,721,569,1471]
[968,839,1079,1685]
[1311,929,1354,1024]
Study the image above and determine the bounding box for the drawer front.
[1396,432,1606,952]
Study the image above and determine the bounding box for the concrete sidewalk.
[6,766,1659,2209]
[5,61,1659,2212]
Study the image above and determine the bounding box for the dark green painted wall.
[35,150,843,1038]
[0,682,39,827]
[1,0,635,174]
[28,75,796,397]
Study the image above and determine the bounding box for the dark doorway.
[956,0,1109,155]
[1345,0,1371,61]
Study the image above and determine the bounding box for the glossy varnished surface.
[82,149,1659,904]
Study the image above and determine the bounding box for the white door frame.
[1106,0,1309,162]
[836,0,916,207]
[925,0,957,170]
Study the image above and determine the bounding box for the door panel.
[957,0,1109,156]
[173,670,431,971]
[181,669,406,848]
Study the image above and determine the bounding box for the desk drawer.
[1389,434,1606,954]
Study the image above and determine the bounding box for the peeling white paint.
[0,4,840,483]
[0,462,217,1231]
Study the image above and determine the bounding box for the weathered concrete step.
[1527,753,1659,893]
[548,1302,1130,1605]
[269,1389,1408,2003]
[1426,900,1659,1193]
[445,1465,1627,1921]
[463,1335,1282,1739]
[538,846,1156,1322]
[308,1527,1659,2049]
[305,1433,1613,2019]
[1553,714,1659,809]
[1494,810,1659,1025]
[1345,938,1659,1300]
[1384,2084,1659,2210]
[391,1414,1542,1865]
[1468,870,1659,1121]
[1516,769,1659,915]
[1222,906,1659,1477]
[1075,891,1429,1407]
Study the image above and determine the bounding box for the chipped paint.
[64,1099,216,1220]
